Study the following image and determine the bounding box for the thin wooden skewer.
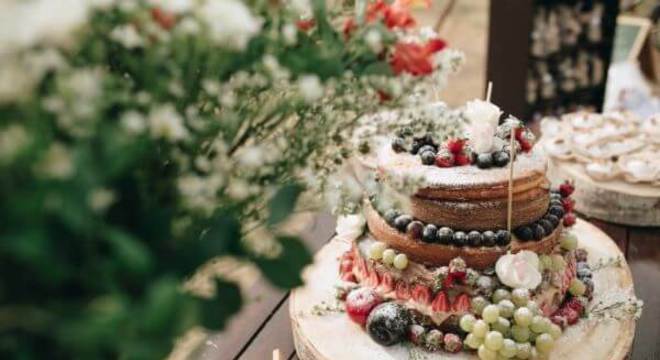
[486,81,493,103]
[507,126,515,234]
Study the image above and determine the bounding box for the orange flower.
[389,38,446,76]
[151,8,177,30]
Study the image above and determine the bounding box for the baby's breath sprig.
[591,256,624,271]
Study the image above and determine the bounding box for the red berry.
[562,197,575,213]
[341,272,357,283]
[454,152,472,166]
[379,272,395,293]
[564,308,580,325]
[445,138,465,154]
[518,138,533,152]
[559,181,575,198]
[431,291,450,312]
[435,150,455,168]
[411,284,432,305]
[564,298,584,314]
[563,212,577,227]
[452,293,471,313]
[345,288,382,326]
[365,267,381,287]
[395,280,411,300]
[443,333,463,353]
[408,324,426,345]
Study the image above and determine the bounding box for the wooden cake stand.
[290,219,637,360]
[546,157,660,227]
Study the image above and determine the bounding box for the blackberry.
[393,215,413,232]
[539,219,554,234]
[422,224,438,243]
[548,205,565,218]
[482,230,497,246]
[495,230,511,246]
[407,221,424,239]
[437,227,453,244]
[391,138,407,153]
[467,231,483,247]
[420,151,436,165]
[532,223,545,240]
[384,209,400,226]
[476,153,493,169]
[452,231,467,246]
[366,302,411,346]
[514,226,533,241]
[492,151,510,167]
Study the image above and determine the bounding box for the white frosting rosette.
[495,250,542,290]
[335,214,366,242]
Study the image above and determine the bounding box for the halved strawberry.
[431,291,450,312]
[341,272,357,283]
[339,259,353,275]
[452,293,471,313]
[412,284,432,305]
[365,267,380,287]
[395,280,411,300]
[379,272,395,293]
[355,256,367,279]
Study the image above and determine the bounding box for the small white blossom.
[282,23,297,45]
[0,124,30,164]
[287,0,311,17]
[177,17,201,35]
[198,0,262,50]
[364,30,383,54]
[110,24,144,49]
[298,75,323,102]
[237,145,266,169]
[35,142,74,179]
[226,180,250,200]
[120,111,146,135]
[88,188,116,213]
[148,105,188,141]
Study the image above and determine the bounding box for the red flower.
[343,18,357,38]
[151,8,177,30]
[296,18,315,31]
[382,1,416,29]
[390,38,446,76]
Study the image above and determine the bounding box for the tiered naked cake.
[291,101,640,360]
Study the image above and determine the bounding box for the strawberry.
[379,272,395,293]
[345,288,382,326]
[563,212,577,227]
[443,270,466,289]
[355,256,367,279]
[412,284,432,305]
[435,149,455,168]
[454,152,472,166]
[445,138,465,154]
[559,180,575,198]
[341,272,357,283]
[365,267,381,287]
[339,257,353,275]
[395,280,411,300]
[431,291,450,312]
[562,197,575,213]
[452,293,471,313]
[564,297,584,314]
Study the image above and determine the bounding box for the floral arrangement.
[0,0,462,358]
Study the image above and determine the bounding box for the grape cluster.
[461,288,562,359]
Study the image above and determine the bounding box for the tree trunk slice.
[290,219,636,360]
[546,157,660,226]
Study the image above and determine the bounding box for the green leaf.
[104,227,153,276]
[198,278,242,331]
[254,236,312,289]
[267,183,303,226]
[140,277,184,335]
[363,61,394,76]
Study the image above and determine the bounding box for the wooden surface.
[192,212,658,360]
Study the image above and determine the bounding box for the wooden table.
[194,213,659,360]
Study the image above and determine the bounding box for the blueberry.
[544,214,560,227]
[539,219,554,234]
[467,231,483,247]
[514,226,533,241]
[476,153,493,169]
[577,266,592,279]
[391,138,407,153]
[415,133,436,146]
[548,205,565,218]
[393,215,413,232]
[495,230,511,246]
[492,151,510,167]
[452,231,467,246]
[366,302,411,346]
[482,230,496,246]
[407,221,424,239]
[384,209,400,226]
[418,145,436,155]
[532,224,545,240]
[410,140,423,155]
[550,191,562,200]
[437,227,453,244]
[420,151,436,165]
[422,224,438,243]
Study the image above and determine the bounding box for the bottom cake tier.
[290,219,637,360]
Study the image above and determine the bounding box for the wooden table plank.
[627,227,660,360]
[238,297,294,360]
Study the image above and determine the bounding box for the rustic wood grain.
[626,227,660,360]
[237,297,294,360]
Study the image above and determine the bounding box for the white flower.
[148,105,188,141]
[335,214,366,242]
[364,30,383,54]
[287,0,312,17]
[198,0,262,50]
[0,124,30,164]
[464,99,501,153]
[120,111,146,135]
[88,188,116,213]
[35,143,74,179]
[282,23,297,45]
[226,180,250,200]
[297,75,323,102]
[110,24,144,49]
[495,250,542,290]
[236,145,265,168]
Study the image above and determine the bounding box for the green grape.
[393,253,408,270]
[478,344,497,360]
[484,331,504,351]
[548,323,562,340]
[530,315,548,333]
[368,241,387,260]
[473,319,490,338]
[498,300,515,318]
[382,249,396,265]
[511,288,530,307]
[465,333,483,349]
[460,314,477,332]
[492,288,511,304]
[514,307,533,327]
[560,232,578,251]
[535,333,555,353]
[472,296,490,316]
[526,300,540,315]
[492,317,511,337]
[482,304,500,323]
[511,324,530,342]
[550,254,566,272]
[539,254,552,271]
[569,278,586,296]
[516,342,533,359]
[528,331,539,343]
[498,338,517,358]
